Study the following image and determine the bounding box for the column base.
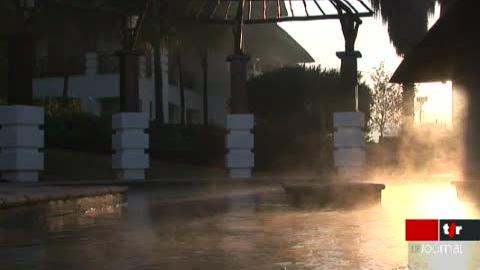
[2,171,39,182]
[112,112,149,181]
[0,105,44,183]
[228,168,252,179]
[337,166,366,179]
[225,114,255,179]
[115,170,145,180]
[333,112,366,181]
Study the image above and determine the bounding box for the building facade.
[32,19,313,127]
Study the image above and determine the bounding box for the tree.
[247,65,371,171]
[368,63,403,142]
[369,0,457,129]
[369,0,456,56]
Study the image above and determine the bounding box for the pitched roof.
[391,0,480,83]
[245,24,314,64]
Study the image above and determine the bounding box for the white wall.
[33,73,120,115]
[33,50,203,122]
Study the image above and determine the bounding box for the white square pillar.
[0,105,44,182]
[333,112,366,180]
[226,114,254,179]
[112,112,149,180]
[85,52,98,77]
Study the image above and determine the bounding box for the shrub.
[149,123,225,167]
[34,97,81,117]
[44,112,225,167]
[247,66,371,172]
[44,112,112,153]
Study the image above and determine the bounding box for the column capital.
[226,53,250,62]
[336,51,362,59]
[115,49,144,57]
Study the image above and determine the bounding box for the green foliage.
[45,113,112,153]
[44,112,225,167]
[34,97,82,118]
[367,63,403,142]
[248,66,371,126]
[247,65,372,171]
[150,123,225,167]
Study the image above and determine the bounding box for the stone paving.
[0,184,127,209]
[0,176,319,209]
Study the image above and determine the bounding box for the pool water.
[0,182,478,270]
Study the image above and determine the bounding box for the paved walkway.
[0,176,321,209]
[0,184,127,209]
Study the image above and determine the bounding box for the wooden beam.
[224,1,232,20]
[288,0,294,16]
[209,0,221,19]
[302,0,309,16]
[276,0,281,18]
[356,0,373,13]
[191,12,372,25]
[263,0,267,20]
[313,0,326,15]
[340,0,359,14]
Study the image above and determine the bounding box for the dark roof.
[188,0,373,24]
[245,24,315,64]
[391,0,480,83]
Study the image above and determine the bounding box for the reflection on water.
[0,182,478,270]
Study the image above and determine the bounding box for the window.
[168,103,180,124]
[186,108,200,125]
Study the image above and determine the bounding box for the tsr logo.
[443,223,462,239]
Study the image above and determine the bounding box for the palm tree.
[369,0,456,128]
[370,0,456,56]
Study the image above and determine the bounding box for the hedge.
[44,113,226,167]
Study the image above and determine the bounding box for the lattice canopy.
[184,0,373,24]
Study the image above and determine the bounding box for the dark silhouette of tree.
[247,66,371,171]
[368,0,456,130]
[369,0,456,56]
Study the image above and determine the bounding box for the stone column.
[112,49,149,180]
[226,114,254,178]
[336,51,362,111]
[139,54,147,78]
[112,112,149,180]
[0,105,44,182]
[8,34,34,106]
[226,53,254,179]
[85,52,98,77]
[117,50,142,112]
[333,112,366,180]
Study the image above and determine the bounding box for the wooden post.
[117,50,141,112]
[402,82,415,129]
[229,0,250,114]
[8,34,34,105]
[337,14,361,111]
[152,32,164,123]
[201,50,209,125]
[228,54,250,114]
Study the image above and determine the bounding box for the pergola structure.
[182,0,373,112]
[391,0,480,183]
[1,0,374,181]
[176,0,374,178]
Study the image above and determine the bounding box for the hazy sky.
[278,4,453,127]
